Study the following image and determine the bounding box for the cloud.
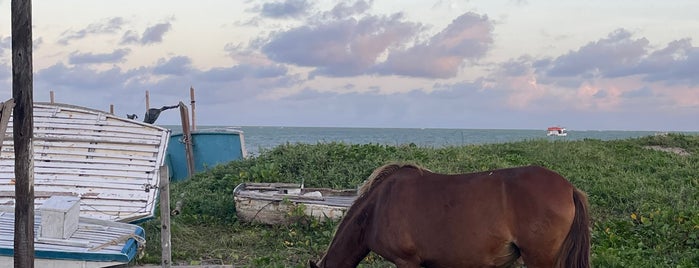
[533,30,699,87]
[636,39,699,85]
[324,0,372,19]
[57,17,126,45]
[262,13,423,76]
[141,22,172,44]
[621,86,654,98]
[36,62,137,89]
[120,22,173,45]
[153,56,193,76]
[68,48,131,65]
[196,64,289,82]
[375,12,495,78]
[543,29,649,78]
[259,0,312,18]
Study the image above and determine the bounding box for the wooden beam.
[189,86,196,131]
[0,99,15,152]
[178,102,195,179]
[11,0,36,267]
[145,90,150,111]
[159,165,172,268]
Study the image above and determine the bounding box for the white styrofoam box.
[40,196,80,239]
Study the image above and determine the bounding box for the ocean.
[171,126,689,156]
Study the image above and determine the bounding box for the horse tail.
[555,188,591,268]
[359,163,425,196]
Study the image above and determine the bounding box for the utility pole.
[11,0,36,267]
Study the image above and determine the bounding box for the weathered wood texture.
[189,87,196,131]
[233,183,357,225]
[0,103,170,222]
[159,165,171,268]
[0,206,145,268]
[177,102,195,179]
[12,0,35,266]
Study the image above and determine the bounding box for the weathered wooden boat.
[0,198,145,268]
[0,102,170,223]
[233,183,357,225]
[167,127,246,181]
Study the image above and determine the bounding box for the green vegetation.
[138,134,699,267]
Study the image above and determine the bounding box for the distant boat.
[546,126,568,137]
[0,102,170,223]
[233,183,357,225]
[167,127,247,181]
[0,199,144,268]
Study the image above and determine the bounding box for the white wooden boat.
[0,202,145,268]
[0,102,170,222]
[233,183,357,225]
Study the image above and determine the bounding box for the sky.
[0,0,698,131]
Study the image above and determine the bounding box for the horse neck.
[318,202,372,267]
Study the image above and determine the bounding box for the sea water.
[167,126,688,156]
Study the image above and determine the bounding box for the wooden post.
[11,0,36,267]
[109,104,114,114]
[145,90,150,110]
[189,86,196,131]
[49,91,54,103]
[178,102,195,178]
[159,165,172,268]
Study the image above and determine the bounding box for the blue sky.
[1,0,698,130]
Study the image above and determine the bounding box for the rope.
[89,232,146,252]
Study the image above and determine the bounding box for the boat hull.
[0,102,170,222]
[0,207,144,268]
[233,183,356,225]
[167,128,246,181]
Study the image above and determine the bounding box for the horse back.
[365,165,577,266]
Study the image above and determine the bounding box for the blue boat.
[0,203,144,268]
[166,127,247,181]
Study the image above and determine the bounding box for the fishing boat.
[167,127,246,181]
[546,126,568,137]
[0,102,170,223]
[233,183,357,225]
[0,198,145,268]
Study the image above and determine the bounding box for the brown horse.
[309,164,590,268]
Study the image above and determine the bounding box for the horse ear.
[308,260,319,268]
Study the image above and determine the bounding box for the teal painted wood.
[167,128,246,181]
[0,209,144,263]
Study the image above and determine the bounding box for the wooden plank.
[29,127,163,141]
[12,140,161,153]
[0,188,150,201]
[31,121,165,137]
[178,102,195,179]
[159,165,172,267]
[29,161,158,173]
[0,175,152,186]
[0,100,15,152]
[32,134,161,145]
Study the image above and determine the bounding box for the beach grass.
[137,133,699,267]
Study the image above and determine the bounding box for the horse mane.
[358,163,427,196]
